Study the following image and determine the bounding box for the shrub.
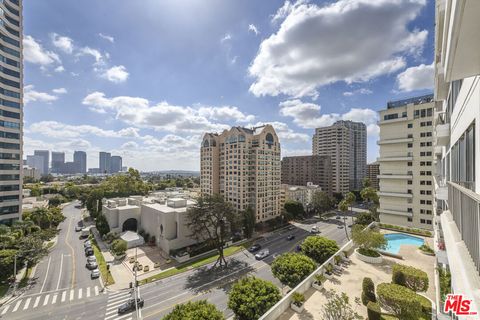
[291,292,305,307]
[163,300,224,320]
[111,239,127,256]
[352,225,386,252]
[334,255,342,265]
[392,264,429,292]
[300,236,339,264]
[314,273,326,284]
[355,211,375,226]
[419,244,434,254]
[271,253,316,288]
[416,294,432,317]
[366,301,381,320]
[325,263,334,275]
[361,277,376,306]
[377,283,422,319]
[358,248,380,257]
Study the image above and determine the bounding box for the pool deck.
[279,231,436,320]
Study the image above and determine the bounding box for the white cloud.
[24,85,58,105]
[99,65,129,83]
[248,24,259,35]
[54,65,65,73]
[250,0,427,98]
[271,0,308,23]
[121,141,139,149]
[197,106,255,123]
[23,35,61,66]
[250,121,309,143]
[221,33,232,42]
[29,121,141,139]
[396,63,434,92]
[52,88,67,94]
[98,33,115,43]
[343,88,373,96]
[77,46,104,64]
[51,33,74,54]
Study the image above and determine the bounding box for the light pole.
[134,246,140,319]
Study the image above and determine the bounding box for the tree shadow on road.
[184,258,255,293]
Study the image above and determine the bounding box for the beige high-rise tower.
[200,125,281,222]
[312,120,366,193]
[0,0,23,224]
[378,95,435,230]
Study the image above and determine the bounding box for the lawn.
[89,235,115,286]
[139,241,253,285]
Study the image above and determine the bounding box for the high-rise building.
[378,94,435,230]
[73,151,87,174]
[433,0,480,312]
[34,150,49,176]
[51,151,65,173]
[110,156,122,173]
[26,155,44,176]
[312,120,366,193]
[99,152,111,174]
[201,125,281,222]
[0,0,23,224]
[281,155,332,195]
[366,162,380,190]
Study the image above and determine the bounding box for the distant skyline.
[23,0,434,171]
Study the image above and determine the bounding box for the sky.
[23,0,435,171]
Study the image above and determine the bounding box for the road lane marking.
[56,253,64,290]
[23,297,31,310]
[33,296,41,308]
[52,293,58,304]
[61,291,66,302]
[43,294,50,306]
[40,256,52,293]
[108,293,130,303]
[106,299,130,311]
[106,313,132,320]
[70,289,74,301]
[12,299,22,312]
[64,213,76,288]
[78,288,83,299]
[86,286,91,297]
[1,305,10,315]
[94,286,99,296]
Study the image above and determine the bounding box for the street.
[0,209,352,320]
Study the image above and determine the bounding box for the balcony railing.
[448,181,480,274]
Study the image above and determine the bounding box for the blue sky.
[23,0,435,171]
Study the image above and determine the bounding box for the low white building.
[281,182,322,210]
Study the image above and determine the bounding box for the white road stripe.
[1,305,10,315]
[43,294,50,306]
[105,308,117,316]
[56,254,63,290]
[106,299,130,311]
[33,296,41,308]
[108,293,130,303]
[12,299,22,312]
[52,293,58,304]
[94,286,99,296]
[70,289,74,301]
[87,286,91,297]
[107,313,133,320]
[108,290,128,298]
[23,297,31,310]
[78,288,83,299]
[40,256,52,293]
[61,290,66,302]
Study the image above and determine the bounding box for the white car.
[91,268,100,279]
[255,249,270,260]
[87,256,97,264]
[311,226,319,233]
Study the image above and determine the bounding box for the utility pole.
[134,246,140,319]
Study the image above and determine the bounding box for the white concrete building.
[433,0,480,314]
[281,183,321,210]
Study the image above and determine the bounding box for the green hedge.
[377,283,422,319]
[358,248,380,257]
[392,264,429,292]
[366,301,381,320]
[362,277,376,306]
[379,224,432,237]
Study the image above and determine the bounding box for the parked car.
[75,225,83,232]
[90,268,100,279]
[85,248,94,256]
[86,261,98,270]
[286,234,295,241]
[248,244,262,252]
[287,226,294,231]
[87,256,97,264]
[310,226,319,233]
[336,216,341,219]
[255,249,270,260]
[84,240,91,247]
[118,298,144,314]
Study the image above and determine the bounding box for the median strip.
[89,236,115,286]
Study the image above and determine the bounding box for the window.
[407,143,413,148]
[407,180,412,185]
[407,123,413,128]
[407,217,412,222]
[420,219,426,224]
[407,162,412,167]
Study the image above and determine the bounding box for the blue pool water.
[384,233,424,254]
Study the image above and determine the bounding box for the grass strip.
[90,235,115,286]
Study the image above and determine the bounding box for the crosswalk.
[0,286,105,316]
[103,290,135,320]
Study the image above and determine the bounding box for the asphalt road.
[1,210,353,320]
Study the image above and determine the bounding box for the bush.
[291,292,305,307]
[392,264,429,292]
[300,236,339,264]
[352,225,387,252]
[111,239,127,256]
[271,253,316,288]
[163,300,224,320]
[419,244,434,254]
[314,273,326,284]
[366,301,381,320]
[355,211,375,226]
[362,277,376,306]
[377,283,422,319]
[358,248,380,257]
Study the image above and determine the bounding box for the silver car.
[255,249,270,260]
[91,268,100,279]
[87,256,97,264]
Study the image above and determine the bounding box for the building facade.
[51,151,65,173]
[0,0,23,224]
[26,155,43,176]
[281,183,322,211]
[34,150,49,176]
[312,120,366,193]
[110,155,122,173]
[281,155,332,195]
[99,151,111,174]
[73,151,87,174]
[378,95,435,230]
[366,162,380,190]
[201,125,281,222]
[433,0,480,313]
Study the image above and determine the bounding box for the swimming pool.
[383,233,424,254]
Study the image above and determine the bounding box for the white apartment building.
[201,125,281,222]
[378,95,435,230]
[0,0,23,224]
[281,183,321,211]
[433,0,480,314]
[312,120,366,193]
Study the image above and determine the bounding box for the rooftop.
[387,94,434,109]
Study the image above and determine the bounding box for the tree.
[29,184,42,197]
[40,174,55,183]
[228,277,281,320]
[377,283,422,319]
[300,236,339,264]
[0,249,17,279]
[321,290,362,320]
[96,214,110,236]
[17,234,49,267]
[351,225,386,253]
[284,200,305,220]
[111,239,127,256]
[361,187,379,221]
[311,191,333,214]
[338,200,350,240]
[186,194,237,268]
[363,178,372,188]
[361,277,376,306]
[242,206,255,239]
[271,253,316,288]
[163,300,224,320]
[48,195,66,207]
[355,211,375,226]
[392,264,429,292]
